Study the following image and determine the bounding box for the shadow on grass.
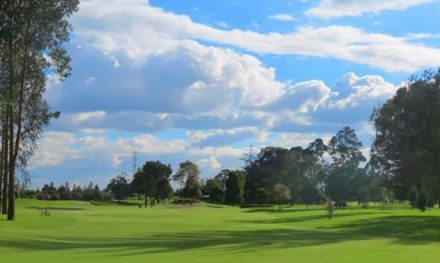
[324,215,440,244]
[0,228,355,256]
[236,212,384,224]
[244,208,322,213]
[0,215,439,256]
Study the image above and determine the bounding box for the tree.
[203,173,226,203]
[0,0,79,220]
[244,147,297,203]
[300,179,322,208]
[325,127,366,208]
[182,174,202,199]
[371,70,440,211]
[173,161,200,189]
[131,161,173,206]
[272,183,291,210]
[107,173,130,202]
[328,126,366,167]
[224,170,246,205]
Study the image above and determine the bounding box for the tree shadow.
[235,211,384,224]
[324,215,440,244]
[0,215,439,256]
[0,228,354,256]
[244,208,323,214]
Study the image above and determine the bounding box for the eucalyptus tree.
[371,70,440,210]
[0,0,79,220]
[325,127,366,205]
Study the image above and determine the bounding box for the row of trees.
[106,161,249,207]
[240,127,387,207]
[103,127,381,208]
[0,0,79,220]
[32,182,111,201]
[107,161,203,206]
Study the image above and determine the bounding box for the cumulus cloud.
[71,0,440,72]
[329,72,398,109]
[307,0,435,18]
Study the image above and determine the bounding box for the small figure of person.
[326,199,335,220]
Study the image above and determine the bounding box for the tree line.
[23,70,440,213]
[103,71,440,211]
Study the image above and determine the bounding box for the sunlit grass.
[1,199,439,262]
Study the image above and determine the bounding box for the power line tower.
[132,151,137,175]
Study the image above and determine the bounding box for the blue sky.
[29,0,440,188]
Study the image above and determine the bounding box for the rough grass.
[1,199,439,262]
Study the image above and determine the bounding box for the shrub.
[50,193,60,201]
[70,192,82,200]
[59,192,72,200]
[36,192,49,200]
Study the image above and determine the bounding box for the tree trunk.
[1,116,8,215]
[0,136,3,213]
[7,102,15,221]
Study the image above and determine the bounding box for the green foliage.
[272,183,291,209]
[371,70,440,210]
[182,174,202,199]
[224,170,246,205]
[132,161,173,202]
[107,173,130,201]
[203,175,225,203]
[173,161,200,189]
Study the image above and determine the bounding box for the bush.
[50,193,60,200]
[70,192,82,200]
[20,190,37,199]
[36,192,49,200]
[59,192,72,200]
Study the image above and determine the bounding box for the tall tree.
[371,70,440,210]
[0,0,79,220]
[328,126,366,167]
[325,127,366,206]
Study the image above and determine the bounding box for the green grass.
[1,199,440,262]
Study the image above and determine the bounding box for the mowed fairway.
[1,200,440,263]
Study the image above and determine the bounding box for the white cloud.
[73,111,106,123]
[198,156,221,170]
[268,80,332,113]
[71,0,440,72]
[329,72,397,109]
[30,132,80,169]
[307,0,435,18]
[268,14,295,21]
[272,132,333,148]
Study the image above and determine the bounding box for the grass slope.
[1,199,439,262]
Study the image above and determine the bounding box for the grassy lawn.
[1,199,439,262]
